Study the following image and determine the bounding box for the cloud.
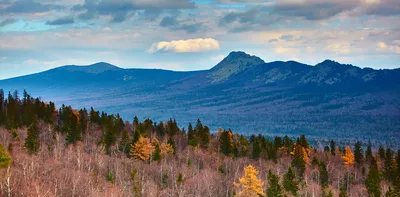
[271,0,359,20]
[159,16,202,33]
[1,0,61,14]
[0,18,16,26]
[46,17,75,25]
[72,0,195,22]
[160,16,179,27]
[377,41,400,54]
[364,0,400,16]
[148,38,220,53]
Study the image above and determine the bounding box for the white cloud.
[377,41,400,54]
[148,38,220,53]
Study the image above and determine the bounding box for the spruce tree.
[153,144,161,161]
[283,166,298,195]
[330,140,336,155]
[267,170,282,197]
[366,144,373,161]
[25,121,40,154]
[365,157,381,197]
[251,139,261,160]
[219,129,234,156]
[319,161,329,187]
[187,123,198,147]
[354,141,363,165]
[378,146,385,159]
[291,143,306,177]
[119,129,130,154]
[383,148,396,183]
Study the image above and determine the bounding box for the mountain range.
[1,51,399,145]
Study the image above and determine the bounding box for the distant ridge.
[0,51,399,144]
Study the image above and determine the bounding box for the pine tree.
[378,146,385,159]
[153,144,161,161]
[267,170,282,197]
[25,121,40,154]
[283,166,298,195]
[291,143,307,177]
[365,157,381,197]
[299,134,309,149]
[330,140,336,156]
[342,146,355,165]
[187,123,198,147]
[119,129,130,154]
[234,165,264,197]
[199,125,210,149]
[130,136,155,161]
[319,161,329,187]
[354,141,363,165]
[133,116,139,127]
[251,139,262,160]
[383,148,396,183]
[0,144,12,168]
[366,144,373,161]
[219,129,234,156]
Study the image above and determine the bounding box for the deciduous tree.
[234,165,264,197]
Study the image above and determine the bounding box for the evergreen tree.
[319,161,329,187]
[267,170,282,197]
[219,129,234,156]
[366,144,373,161]
[24,121,40,154]
[330,140,336,156]
[274,136,282,150]
[119,129,130,154]
[199,125,210,149]
[383,148,396,183]
[187,123,198,147]
[283,166,298,195]
[132,130,140,146]
[177,172,184,184]
[167,137,176,154]
[378,146,385,159]
[0,144,12,168]
[291,143,306,177]
[234,165,264,197]
[365,157,381,197]
[354,141,363,165]
[298,134,309,149]
[153,144,161,161]
[251,139,262,160]
[133,116,139,127]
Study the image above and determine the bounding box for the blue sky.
[0,0,399,79]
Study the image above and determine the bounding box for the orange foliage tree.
[342,146,355,165]
[130,136,155,161]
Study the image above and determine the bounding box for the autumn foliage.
[342,146,355,165]
[234,165,264,197]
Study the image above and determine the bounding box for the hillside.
[0,51,399,144]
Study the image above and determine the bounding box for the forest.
[0,89,399,197]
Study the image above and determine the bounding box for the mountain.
[1,51,399,145]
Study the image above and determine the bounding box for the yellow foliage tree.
[234,165,264,197]
[151,137,159,146]
[342,146,355,165]
[0,144,12,168]
[130,136,155,161]
[290,143,310,164]
[160,142,173,156]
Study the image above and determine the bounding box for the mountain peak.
[209,51,265,82]
[58,62,122,74]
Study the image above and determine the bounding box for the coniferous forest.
[0,89,399,197]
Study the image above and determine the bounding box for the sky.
[0,0,399,79]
